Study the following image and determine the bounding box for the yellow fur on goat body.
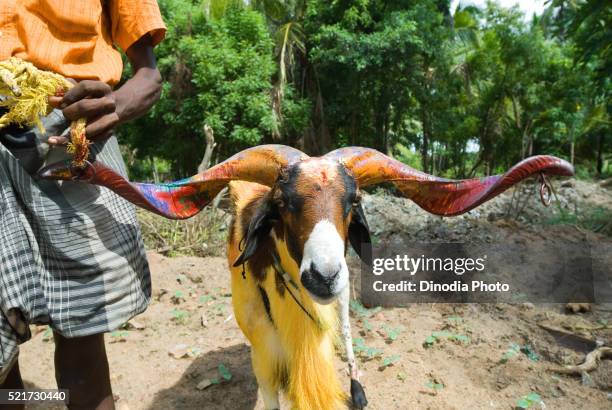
[228,181,346,410]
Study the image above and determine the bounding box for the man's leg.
[0,360,25,410]
[53,332,115,410]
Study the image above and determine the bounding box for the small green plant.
[425,381,444,391]
[110,330,129,343]
[500,343,540,363]
[423,331,470,348]
[353,338,383,360]
[41,327,53,342]
[425,382,444,390]
[397,372,407,382]
[520,344,540,362]
[208,363,233,385]
[362,318,374,332]
[500,343,521,363]
[218,363,232,381]
[380,325,402,342]
[516,392,542,409]
[350,300,382,318]
[380,355,401,370]
[447,334,470,344]
[171,308,189,324]
[171,290,185,304]
[213,303,226,315]
[199,294,215,304]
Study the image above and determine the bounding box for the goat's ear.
[233,200,278,267]
[349,204,372,265]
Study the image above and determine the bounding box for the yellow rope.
[0,57,90,168]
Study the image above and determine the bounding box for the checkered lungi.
[0,109,151,382]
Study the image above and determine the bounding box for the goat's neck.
[260,236,345,409]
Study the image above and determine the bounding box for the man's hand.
[48,34,162,146]
[48,81,118,144]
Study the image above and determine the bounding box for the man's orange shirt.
[0,0,166,86]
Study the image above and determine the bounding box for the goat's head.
[233,157,372,303]
[39,145,574,305]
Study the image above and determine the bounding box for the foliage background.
[117,0,610,181]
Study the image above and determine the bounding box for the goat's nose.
[310,262,340,281]
[300,262,341,299]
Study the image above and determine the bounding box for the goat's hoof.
[350,379,368,408]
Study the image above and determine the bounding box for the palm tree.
[252,1,306,140]
[251,1,330,153]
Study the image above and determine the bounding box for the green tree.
[119,0,308,177]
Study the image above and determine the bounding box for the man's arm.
[48,34,162,145]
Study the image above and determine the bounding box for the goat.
[226,161,369,410]
[39,145,574,409]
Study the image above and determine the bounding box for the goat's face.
[235,158,371,304]
[277,158,369,304]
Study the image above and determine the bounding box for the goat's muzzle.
[301,262,342,302]
[299,220,349,304]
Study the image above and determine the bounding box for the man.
[0,1,166,409]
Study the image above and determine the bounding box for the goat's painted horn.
[38,144,307,219]
[325,147,574,216]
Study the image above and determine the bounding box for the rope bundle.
[0,57,90,167]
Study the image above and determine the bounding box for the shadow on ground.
[148,343,258,410]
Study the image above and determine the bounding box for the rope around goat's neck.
[269,249,326,331]
[0,57,91,168]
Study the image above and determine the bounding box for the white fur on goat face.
[299,219,349,304]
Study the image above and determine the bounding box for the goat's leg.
[339,286,368,409]
[260,384,280,410]
[251,348,280,410]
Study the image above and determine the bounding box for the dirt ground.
[20,178,612,409]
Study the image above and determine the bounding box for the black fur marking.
[285,226,303,264]
[348,203,372,265]
[339,164,358,217]
[350,379,368,409]
[340,163,372,263]
[278,165,304,214]
[274,270,286,297]
[233,193,278,272]
[258,285,274,326]
[276,165,304,264]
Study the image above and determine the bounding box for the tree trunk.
[198,124,216,173]
[421,108,431,172]
[520,122,532,160]
[596,132,604,176]
[150,156,160,184]
[384,113,391,155]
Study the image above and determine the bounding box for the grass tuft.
[137,208,228,257]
